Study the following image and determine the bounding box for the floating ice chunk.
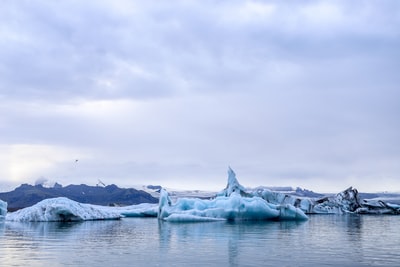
[365,196,400,205]
[6,197,121,222]
[357,199,400,214]
[278,204,310,220]
[284,187,400,215]
[254,185,365,214]
[254,188,315,214]
[114,203,158,217]
[158,187,308,222]
[311,203,343,214]
[334,186,362,212]
[312,187,362,214]
[0,199,7,219]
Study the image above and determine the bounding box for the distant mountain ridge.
[0,183,158,211]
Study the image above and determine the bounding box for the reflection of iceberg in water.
[158,168,308,222]
[0,219,135,266]
[3,220,123,239]
[157,219,306,265]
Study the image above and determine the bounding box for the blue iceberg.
[0,199,6,220]
[158,168,308,222]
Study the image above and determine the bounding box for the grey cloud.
[2,0,399,101]
[1,0,400,192]
[0,1,178,101]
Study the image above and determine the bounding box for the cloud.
[34,177,48,186]
[1,1,399,100]
[0,144,88,183]
[0,0,400,192]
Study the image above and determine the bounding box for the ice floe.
[6,197,121,222]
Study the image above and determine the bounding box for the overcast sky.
[1,0,399,193]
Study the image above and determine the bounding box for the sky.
[0,0,399,193]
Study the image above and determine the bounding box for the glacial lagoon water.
[1,215,400,267]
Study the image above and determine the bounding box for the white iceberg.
[6,197,121,222]
[0,199,7,219]
[158,168,308,222]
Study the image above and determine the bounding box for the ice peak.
[218,167,249,197]
[334,186,361,212]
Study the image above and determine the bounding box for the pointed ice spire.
[334,186,361,212]
[218,167,249,197]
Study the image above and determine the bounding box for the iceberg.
[311,187,362,214]
[253,188,316,214]
[306,187,400,215]
[113,203,158,217]
[6,197,121,222]
[254,186,363,214]
[357,199,400,214]
[253,182,400,215]
[0,199,7,219]
[158,168,308,222]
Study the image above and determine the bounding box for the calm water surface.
[1,215,399,266]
